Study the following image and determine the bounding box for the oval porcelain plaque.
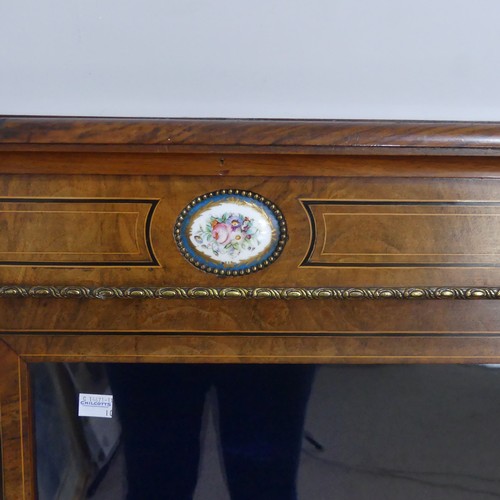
[174,190,287,275]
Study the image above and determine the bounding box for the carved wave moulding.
[1,286,500,299]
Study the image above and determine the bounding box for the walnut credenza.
[2,117,500,498]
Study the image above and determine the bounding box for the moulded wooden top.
[2,116,500,155]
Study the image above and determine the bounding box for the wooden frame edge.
[7,333,500,365]
[4,326,500,499]
[0,338,33,500]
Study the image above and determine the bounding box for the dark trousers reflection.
[107,364,315,500]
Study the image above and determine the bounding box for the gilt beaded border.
[173,189,288,276]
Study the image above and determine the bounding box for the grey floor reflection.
[31,364,500,500]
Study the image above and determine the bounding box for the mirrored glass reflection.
[30,364,500,499]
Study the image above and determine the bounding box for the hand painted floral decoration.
[193,212,260,259]
[174,190,287,275]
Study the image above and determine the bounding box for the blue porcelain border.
[174,190,287,275]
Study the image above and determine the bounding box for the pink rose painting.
[211,222,231,245]
[193,212,260,258]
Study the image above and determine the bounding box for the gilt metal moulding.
[1,286,500,299]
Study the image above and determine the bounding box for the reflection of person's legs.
[216,365,316,500]
[107,364,211,500]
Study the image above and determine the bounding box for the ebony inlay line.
[300,199,500,268]
[0,197,160,267]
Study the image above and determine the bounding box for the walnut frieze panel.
[0,198,159,266]
[301,199,500,268]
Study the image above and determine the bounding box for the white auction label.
[78,393,113,418]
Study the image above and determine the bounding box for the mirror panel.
[30,363,500,500]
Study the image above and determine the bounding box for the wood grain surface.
[0,198,157,266]
[2,117,500,498]
[0,175,499,287]
[302,199,500,267]
[0,340,33,500]
[2,117,500,156]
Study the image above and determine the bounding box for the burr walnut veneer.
[2,117,500,498]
